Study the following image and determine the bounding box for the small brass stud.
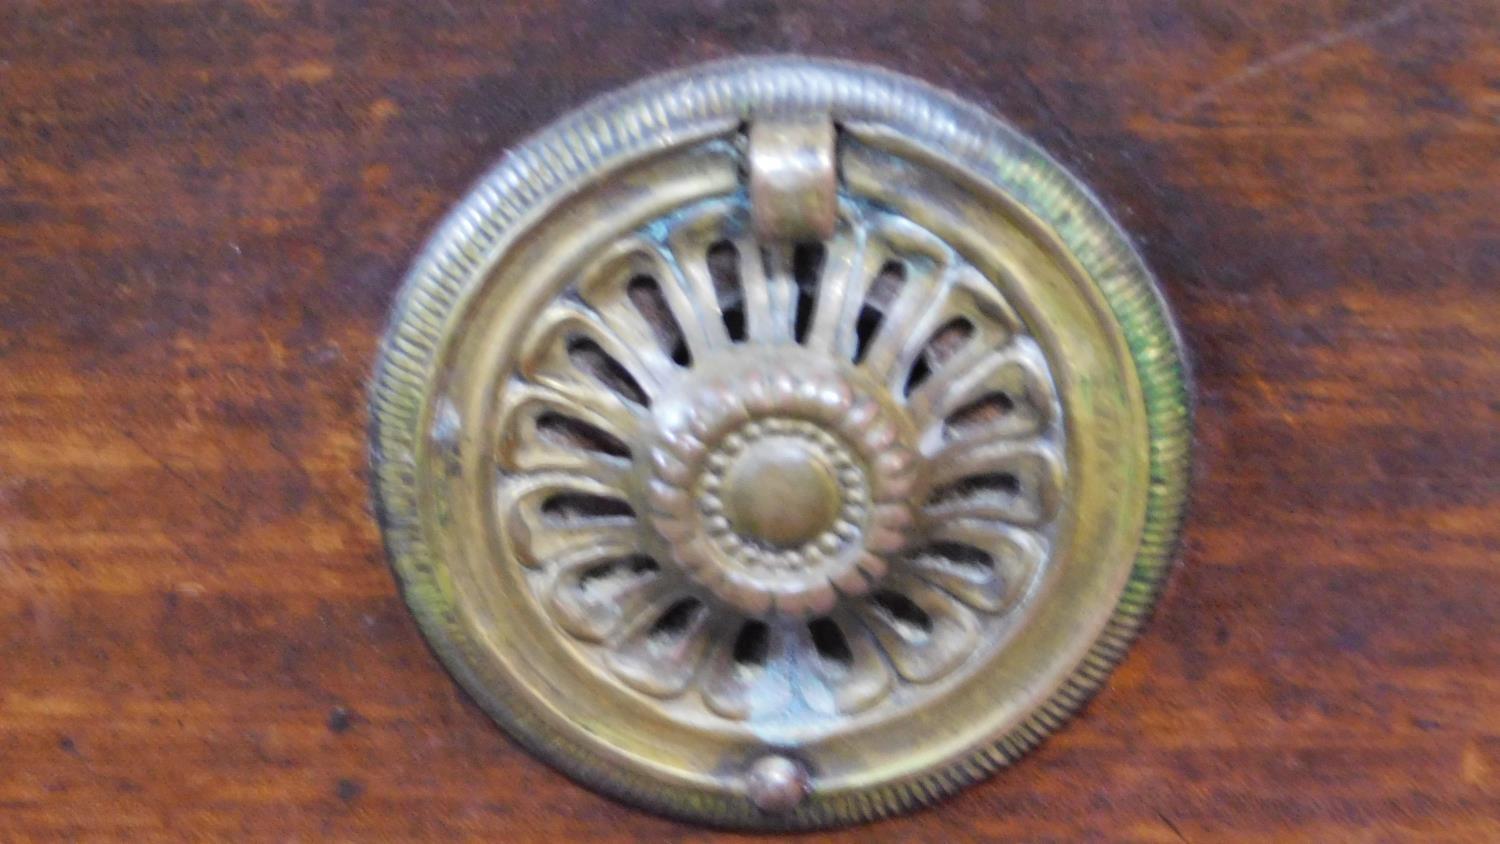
[746,754,810,813]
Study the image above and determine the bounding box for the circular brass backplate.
[370,57,1191,830]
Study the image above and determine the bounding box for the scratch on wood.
[1157,808,1190,842]
[1170,1,1424,118]
[118,427,241,521]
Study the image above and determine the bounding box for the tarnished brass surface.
[370,57,1191,830]
[748,115,838,241]
[722,436,842,547]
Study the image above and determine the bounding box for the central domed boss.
[646,354,921,618]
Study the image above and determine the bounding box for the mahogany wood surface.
[2,1,1497,840]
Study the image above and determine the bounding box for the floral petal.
[495,383,637,490]
[548,554,667,642]
[921,438,1063,527]
[907,336,1056,444]
[498,474,641,569]
[906,520,1046,614]
[700,620,792,720]
[857,218,952,385]
[857,575,980,684]
[801,612,892,715]
[606,596,714,698]
[518,302,667,405]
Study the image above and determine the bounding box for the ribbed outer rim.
[368,55,1192,831]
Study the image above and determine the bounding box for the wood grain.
[2,1,1498,840]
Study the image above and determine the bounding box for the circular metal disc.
[370,57,1191,830]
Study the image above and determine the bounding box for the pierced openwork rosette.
[497,199,1064,719]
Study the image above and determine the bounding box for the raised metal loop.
[749,115,838,241]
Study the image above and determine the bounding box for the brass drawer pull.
[370,57,1191,830]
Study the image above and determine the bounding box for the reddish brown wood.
[2,1,1498,840]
